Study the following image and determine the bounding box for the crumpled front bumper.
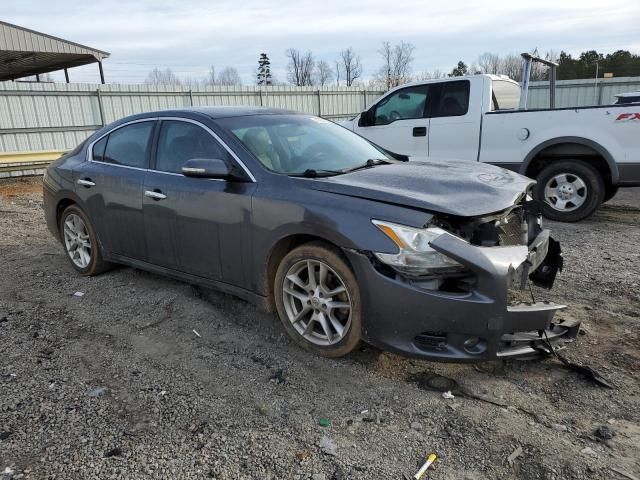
[346,228,579,362]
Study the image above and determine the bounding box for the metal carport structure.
[0,20,109,83]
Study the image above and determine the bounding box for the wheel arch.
[263,233,352,313]
[521,137,619,186]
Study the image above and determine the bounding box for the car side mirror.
[181,158,232,179]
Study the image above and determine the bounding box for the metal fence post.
[316,90,322,116]
[96,88,106,126]
[362,90,367,110]
[597,81,604,105]
[258,89,263,106]
[188,89,194,106]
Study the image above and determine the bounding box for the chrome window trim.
[86,116,257,182]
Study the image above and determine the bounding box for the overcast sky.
[4,0,640,85]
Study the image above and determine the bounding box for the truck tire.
[533,160,604,222]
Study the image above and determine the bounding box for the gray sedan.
[43,107,578,361]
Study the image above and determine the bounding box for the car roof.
[155,106,300,119]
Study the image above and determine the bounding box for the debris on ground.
[610,467,640,480]
[87,387,106,397]
[507,446,523,464]
[595,425,616,441]
[319,436,338,456]
[318,418,331,428]
[442,391,455,400]
[413,453,437,479]
[192,329,201,338]
[580,447,597,457]
[104,447,123,458]
[72,291,84,297]
[270,368,286,384]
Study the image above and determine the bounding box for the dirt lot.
[1,177,639,480]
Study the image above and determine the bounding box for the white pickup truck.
[340,74,640,221]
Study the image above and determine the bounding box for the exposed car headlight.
[372,220,465,275]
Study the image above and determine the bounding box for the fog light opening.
[463,337,487,354]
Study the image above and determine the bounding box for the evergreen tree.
[257,53,272,86]
[448,61,468,77]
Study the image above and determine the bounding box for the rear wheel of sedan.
[533,160,604,222]
[60,204,111,276]
[274,242,362,358]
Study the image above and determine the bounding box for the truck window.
[373,85,430,125]
[492,80,520,110]
[431,80,470,117]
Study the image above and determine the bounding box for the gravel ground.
[1,177,639,480]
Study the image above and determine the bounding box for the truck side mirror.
[358,107,375,127]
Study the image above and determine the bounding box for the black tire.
[274,242,362,358]
[533,160,604,222]
[59,204,111,276]
[603,185,619,204]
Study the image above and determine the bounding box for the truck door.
[352,84,430,160]
[427,79,481,161]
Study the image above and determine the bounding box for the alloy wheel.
[282,259,352,346]
[63,213,92,269]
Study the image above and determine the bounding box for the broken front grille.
[496,210,525,246]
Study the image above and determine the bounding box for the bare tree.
[145,68,182,86]
[217,67,242,86]
[414,69,447,81]
[314,60,334,86]
[477,52,501,74]
[377,41,415,89]
[285,48,315,86]
[500,53,523,81]
[339,47,363,87]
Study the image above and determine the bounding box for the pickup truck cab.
[341,74,640,221]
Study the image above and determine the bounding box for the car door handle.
[144,190,167,200]
[76,178,96,187]
[412,127,427,137]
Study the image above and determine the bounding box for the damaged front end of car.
[355,195,580,361]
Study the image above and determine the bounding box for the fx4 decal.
[616,112,640,121]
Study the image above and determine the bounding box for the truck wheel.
[603,185,619,204]
[533,160,604,222]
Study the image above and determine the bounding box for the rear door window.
[92,136,107,162]
[431,80,470,117]
[102,121,154,168]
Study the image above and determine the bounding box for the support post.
[36,74,41,82]
[98,61,105,84]
[549,66,556,109]
[362,90,367,110]
[316,90,322,117]
[64,68,70,83]
[188,89,194,106]
[96,88,106,126]
[258,89,263,106]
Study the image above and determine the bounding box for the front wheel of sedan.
[60,205,111,276]
[274,242,362,358]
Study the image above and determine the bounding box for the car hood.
[308,159,535,217]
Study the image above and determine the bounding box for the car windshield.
[218,114,391,175]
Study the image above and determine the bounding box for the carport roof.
[0,20,109,81]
